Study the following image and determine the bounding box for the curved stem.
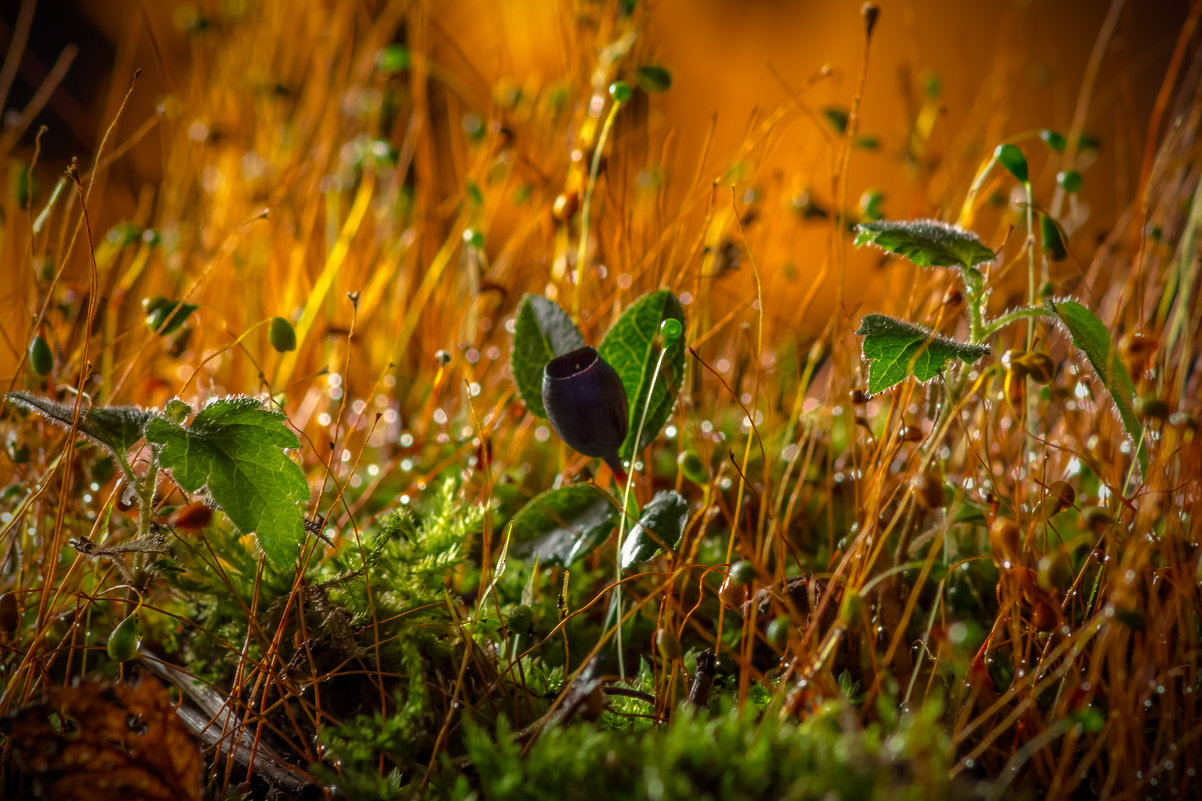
[982,306,1054,340]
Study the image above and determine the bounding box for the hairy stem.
[982,306,1054,340]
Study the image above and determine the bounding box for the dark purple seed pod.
[542,346,628,478]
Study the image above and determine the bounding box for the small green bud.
[636,66,672,93]
[1039,129,1067,152]
[163,399,193,424]
[107,613,140,663]
[268,316,297,352]
[1041,216,1067,262]
[608,81,632,103]
[766,615,790,648]
[659,318,682,345]
[730,560,756,585]
[1057,170,1083,193]
[655,628,682,661]
[677,450,707,485]
[504,603,533,636]
[995,143,1029,184]
[28,335,53,376]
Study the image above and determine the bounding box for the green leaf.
[144,397,309,567]
[855,314,989,396]
[511,294,586,419]
[853,219,996,270]
[598,289,686,458]
[509,485,619,567]
[995,143,1029,184]
[1047,299,1147,477]
[636,65,672,92]
[5,392,153,455]
[143,296,198,337]
[620,490,689,569]
[1041,216,1067,261]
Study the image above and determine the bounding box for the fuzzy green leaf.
[1047,299,1147,477]
[144,397,309,567]
[511,294,586,418]
[856,314,989,396]
[854,219,996,270]
[509,485,619,567]
[620,490,689,570]
[599,289,686,458]
[5,391,153,455]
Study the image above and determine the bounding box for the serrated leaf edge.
[853,218,997,269]
[855,314,989,397]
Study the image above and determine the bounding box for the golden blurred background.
[0,0,1190,423]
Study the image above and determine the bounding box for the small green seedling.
[6,391,310,568]
[508,289,687,565]
[853,213,1147,477]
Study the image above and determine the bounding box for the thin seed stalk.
[574,97,623,319]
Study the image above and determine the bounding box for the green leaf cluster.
[511,289,686,459]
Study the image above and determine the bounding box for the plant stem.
[611,342,671,681]
[957,153,999,228]
[574,97,623,319]
[981,306,1054,340]
[136,455,158,542]
[1023,181,1037,346]
[965,285,984,343]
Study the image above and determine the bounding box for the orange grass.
[1,1,1200,798]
